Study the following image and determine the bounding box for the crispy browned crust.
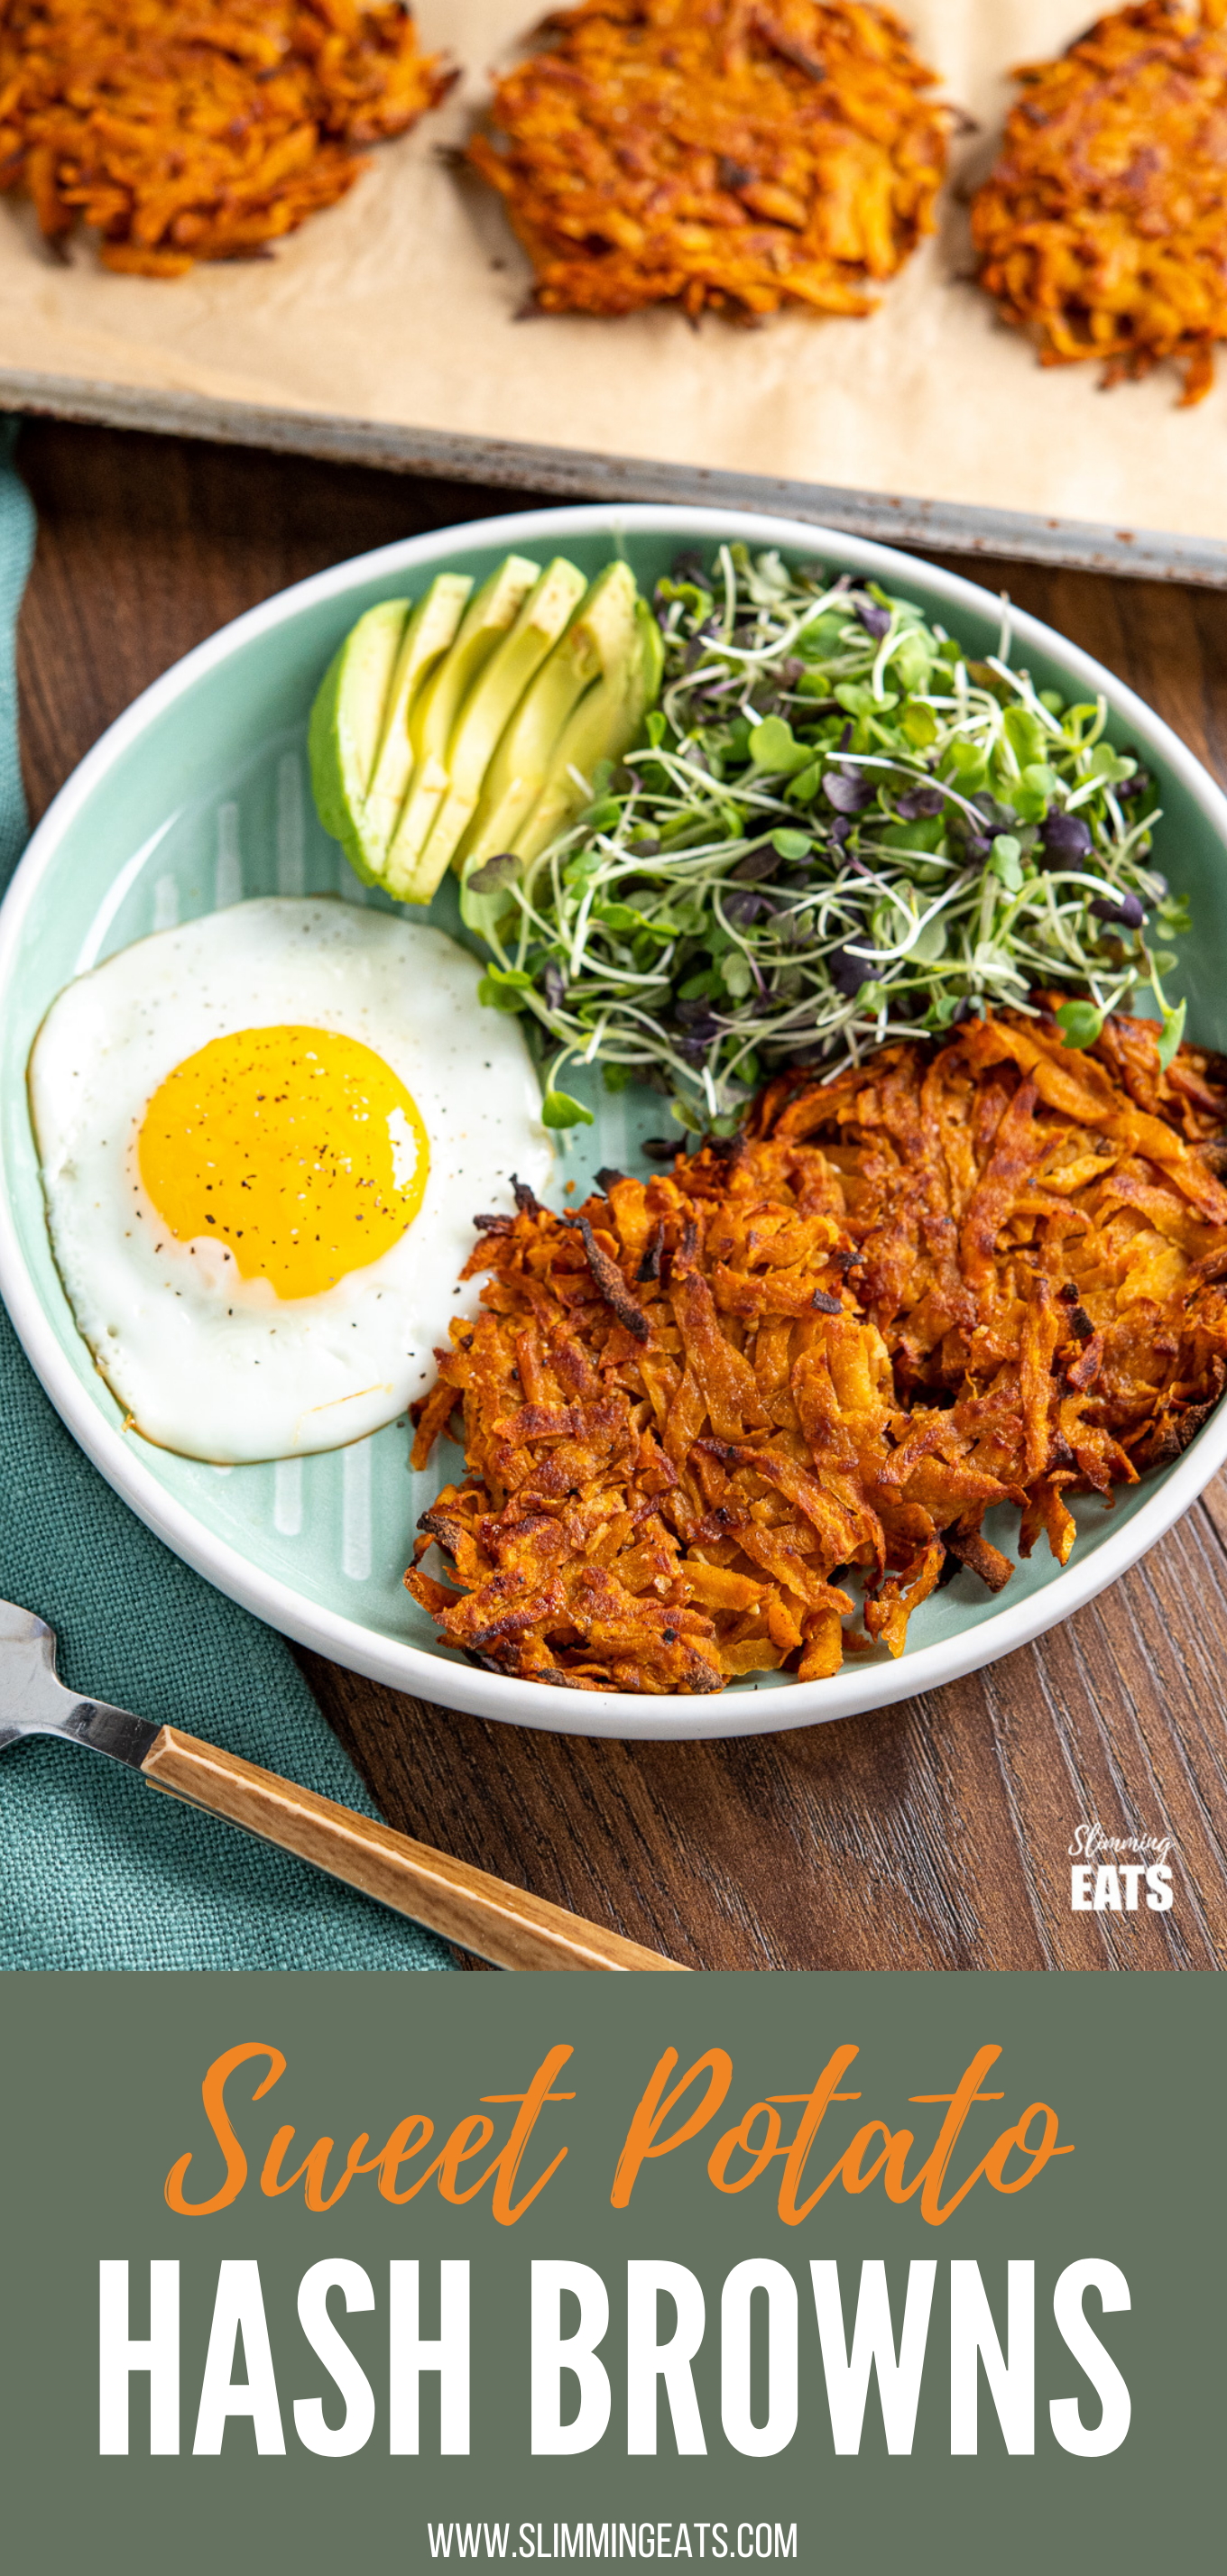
[466,0,949,322]
[406,1008,1227,1695]
[971,1,1227,405]
[0,0,456,272]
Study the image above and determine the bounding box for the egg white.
[28,897,553,1463]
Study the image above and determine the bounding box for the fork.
[0,1598,686,1971]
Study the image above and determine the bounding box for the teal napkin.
[0,426,453,1972]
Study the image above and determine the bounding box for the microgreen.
[540,1090,595,1130]
[478,544,1180,1118]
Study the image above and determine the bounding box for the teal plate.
[3,502,1226,1743]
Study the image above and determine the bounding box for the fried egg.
[28,897,552,1463]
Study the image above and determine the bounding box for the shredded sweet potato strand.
[407,1009,1227,1695]
[0,1,455,272]
[466,0,948,322]
[971,1,1227,405]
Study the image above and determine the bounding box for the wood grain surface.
[15,417,1227,1973]
[140,1725,687,1972]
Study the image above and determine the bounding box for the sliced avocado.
[383,555,540,902]
[512,596,665,869]
[414,557,589,891]
[457,561,640,878]
[361,573,472,869]
[307,598,409,885]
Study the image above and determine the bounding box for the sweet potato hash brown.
[466,0,948,322]
[407,1008,1227,1695]
[0,1,455,274]
[971,2,1227,406]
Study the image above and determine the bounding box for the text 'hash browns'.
[408,1009,1227,1695]
[0,1,456,274]
[466,0,949,323]
[971,1,1227,405]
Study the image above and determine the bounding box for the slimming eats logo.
[1067,1821,1174,1915]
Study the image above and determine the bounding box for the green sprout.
[540,1090,595,1131]
[477,543,1179,1118]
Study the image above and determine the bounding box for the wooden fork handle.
[140,1726,687,1972]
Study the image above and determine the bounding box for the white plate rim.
[3,497,1227,1743]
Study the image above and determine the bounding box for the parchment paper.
[2,3,1222,545]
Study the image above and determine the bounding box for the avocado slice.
[361,573,473,869]
[512,596,665,869]
[412,557,589,893]
[383,555,541,902]
[307,598,409,886]
[457,561,640,879]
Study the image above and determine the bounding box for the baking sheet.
[3,2,1224,579]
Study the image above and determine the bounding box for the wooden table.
[16,418,1227,1973]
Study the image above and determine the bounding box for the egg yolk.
[137,1025,429,1301]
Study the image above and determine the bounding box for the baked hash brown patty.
[466,0,949,321]
[407,1009,1227,1695]
[971,1,1227,405]
[0,0,455,273]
